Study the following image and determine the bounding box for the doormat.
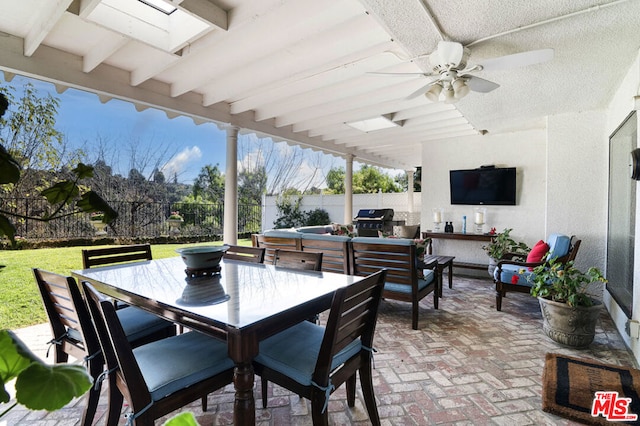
[542,353,640,425]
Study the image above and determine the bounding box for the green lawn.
[0,240,251,330]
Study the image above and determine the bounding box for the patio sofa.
[252,229,438,329]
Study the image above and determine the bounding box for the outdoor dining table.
[72,256,364,425]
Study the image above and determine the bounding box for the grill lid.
[354,209,394,221]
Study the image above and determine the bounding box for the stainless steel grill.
[353,209,403,237]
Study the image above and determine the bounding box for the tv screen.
[449,167,516,205]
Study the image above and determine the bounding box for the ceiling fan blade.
[407,80,438,100]
[478,48,554,72]
[465,76,499,93]
[366,72,432,77]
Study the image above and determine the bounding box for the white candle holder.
[432,207,443,232]
[474,207,486,234]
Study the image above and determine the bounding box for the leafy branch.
[0,93,117,246]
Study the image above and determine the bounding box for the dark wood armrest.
[417,258,437,270]
[500,251,529,261]
[496,259,543,269]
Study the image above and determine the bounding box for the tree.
[324,165,403,194]
[238,167,266,205]
[193,164,225,203]
[325,167,345,194]
[238,135,335,195]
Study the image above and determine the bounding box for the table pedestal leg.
[233,362,255,425]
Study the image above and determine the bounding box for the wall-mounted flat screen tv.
[449,167,517,205]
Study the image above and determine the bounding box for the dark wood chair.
[33,269,176,426]
[253,232,303,264]
[81,244,153,269]
[273,249,323,271]
[494,234,581,311]
[300,234,351,274]
[223,245,265,263]
[253,270,387,426]
[82,281,235,426]
[350,237,438,330]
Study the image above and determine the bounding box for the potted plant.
[167,211,184,236]
[89,212,108,236]
[529,259,607,348]
[482,228,530,276]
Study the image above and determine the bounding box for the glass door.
[606,111,637,317]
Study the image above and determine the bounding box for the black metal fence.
[0,198,261,240]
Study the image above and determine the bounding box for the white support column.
[223,126,239,245]
[344,154,354,224]
[407,169,414,213]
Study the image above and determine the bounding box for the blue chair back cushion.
[254,321,361,386]
[547,234,571,260]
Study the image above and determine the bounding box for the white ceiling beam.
[252,60,419,122]
[171,0,364,98]
[179,0,228,31]
[233,52,405,116]
[83,34,128,73]
[24,0,74,56]
[284,80,433,131]
[200,13,390,105]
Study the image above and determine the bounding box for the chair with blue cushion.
[33,269,178,426]
[301,233,351,274]
[350,237,438,330]
[253,270,387,426]
[494,234,581,311]
[82,281,235,426]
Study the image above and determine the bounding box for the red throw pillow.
[527,240,549,263]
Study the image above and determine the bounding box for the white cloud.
[162,146,202,178]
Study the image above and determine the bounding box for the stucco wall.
[546,111,607,272]
[420,128,546,266]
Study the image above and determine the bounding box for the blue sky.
[3,75,231,184]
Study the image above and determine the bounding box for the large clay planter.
[537,297,601,348]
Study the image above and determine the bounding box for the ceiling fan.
[378,41,554,103]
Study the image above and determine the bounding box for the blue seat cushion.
[254,321,361,386]
[116,306,175,342]
[301,233,351,242]
[384,270,435,293]
[65,306,172,344]
[494,264,534,287]
[134,330,234,401]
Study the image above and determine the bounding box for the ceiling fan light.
[425,84,442,102]
[443,87,456,103]
[453,78,470,99]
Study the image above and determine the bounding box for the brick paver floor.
[2,274,635,425]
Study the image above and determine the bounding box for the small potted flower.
[482,228,529,276]
[167,211,184,236]
[89,212,108,236]
[530,259,607,348]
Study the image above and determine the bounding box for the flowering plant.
[482,228,529,260]
[168,211,183,221]
[90,212,104,222]
[529,259,607,307]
